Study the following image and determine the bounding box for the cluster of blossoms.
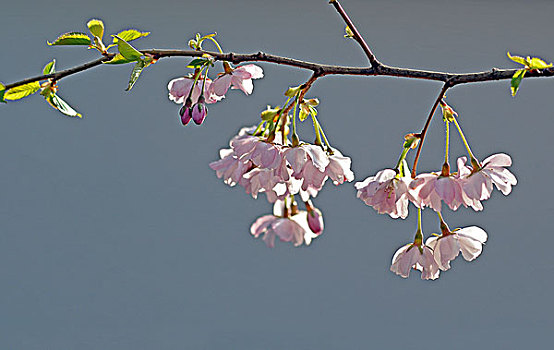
[210,123,353,247]
[168,60,263,125]
[356,153,517,218]
[356,101,516,280]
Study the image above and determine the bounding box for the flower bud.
[307,207,324,235]
[192,98,208,125]
[179,106,192,125]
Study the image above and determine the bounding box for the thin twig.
[329,0,381,68]
[411,82,451,178]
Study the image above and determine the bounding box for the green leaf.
[48,32,91,46]
[0,82,6,103]
[126,59,149,91]
[103,53,136,65]
[4,82,41,100]
[528,57,553,70]
[87,19,105,39]
[113,35,142,61]
[507,52,527,66]
[187,58,207,68]
[47,94,82,118]
[112,29,150,43]
[43,59,56,75]
[298,108,308,122]
[511,69,526,96]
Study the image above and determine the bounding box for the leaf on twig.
[112,29,150,43]
[511,69,526,97]
[3,82,41,100]
[48,32,92,46]
[113,35,143,61]
[46,94,82,118]
[43,59,56,75]
[103,53,136,65]
[126,59,150,91]
[87,19,105,40]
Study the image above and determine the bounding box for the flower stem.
[394,147,410,173]
[411,83,451,178]
[414,208,423,246]
[206,37,224,54]
[444,120,450,165]
[451,117,478,164]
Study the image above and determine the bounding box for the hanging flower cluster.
[355,100,516,279]
[209,82,353,247]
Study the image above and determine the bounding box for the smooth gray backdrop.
[1,0,553,349]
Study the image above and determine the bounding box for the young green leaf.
[344,25,354,38]
[511,69,526,96]
[48,32,91,46]
[3,82,41,100]
[0,82,6,103]
[46,94,82,118]
[507,52,527,66]
[126,59,149,91]
[87,19,105,39]
[43,59,56,75]
[112,29,150,43]
[285,85,301,97]
[187,58,207,68]
[103,53,136,65]
[113,35,142,61]
[528,57,553,70]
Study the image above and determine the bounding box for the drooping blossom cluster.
[356,101,517,280]
[210,123,354,247]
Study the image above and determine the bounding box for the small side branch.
[411,82,451,178]
[329,0,381,68]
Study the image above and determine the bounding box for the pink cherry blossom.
[390,243,440,280]
[211,64,264,96]
[325,150,355,185]
[168,76,222,105]
[250,201,319,247]
[209,148,253,186]
[355,169,411,219]
[457,154,517,205]
[425,226,488,271]
[409,172,466,212]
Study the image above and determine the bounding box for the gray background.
[1,0,553,348]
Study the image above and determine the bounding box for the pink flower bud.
[179,106,192,126]
[192,102,207,125]
[307,207,324,235]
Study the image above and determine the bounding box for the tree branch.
[4,48,554,91]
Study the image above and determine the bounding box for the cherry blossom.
[250,201,320,247]
[168,76,222,105]
[390,243,440,280]
[457,154,517,204]
[355,169,411,219]
[409,172,466,212]
[425,226,488,271]
[211,64,264,96]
